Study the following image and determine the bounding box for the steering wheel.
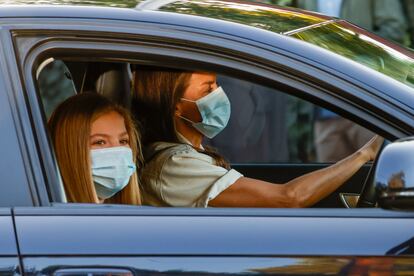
[356,140,388,208]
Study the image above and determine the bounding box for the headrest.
[66,62,131,109]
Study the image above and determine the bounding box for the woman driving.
[48,92,142,204]
[132,66,382,208]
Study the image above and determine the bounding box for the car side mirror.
[375,138,414,210]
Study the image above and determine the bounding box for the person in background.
[48,92,143,204]
[294,0,407,44]
[253,0,407,162]
[286,0,406,162]
[402,0,414,48]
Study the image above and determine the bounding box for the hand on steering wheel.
[359,135,384,162]
[357,136,386,208]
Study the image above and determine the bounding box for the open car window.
[33,57,379,209]
[36,59,375,165]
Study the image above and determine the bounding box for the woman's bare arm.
[209,135,383,208]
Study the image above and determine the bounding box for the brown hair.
[48,92,143,204]
[132,66,229,169]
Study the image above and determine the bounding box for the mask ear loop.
[177,114,196,125]
[177,98,198,124]
[181,98,196,103]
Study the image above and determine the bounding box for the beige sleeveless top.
[141,140,243,207]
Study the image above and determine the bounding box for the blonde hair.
[48,92,142,205]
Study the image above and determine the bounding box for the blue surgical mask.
[179,86,231,138]
[91,146,136,200]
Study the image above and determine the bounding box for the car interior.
[35,57,375,208]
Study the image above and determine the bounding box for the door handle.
[54,268,133,276]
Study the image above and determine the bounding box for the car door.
[6,7,414,275]
[14,206,414,275]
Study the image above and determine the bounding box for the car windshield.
[289,21,414,88]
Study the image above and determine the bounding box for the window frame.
[12,20,413,207]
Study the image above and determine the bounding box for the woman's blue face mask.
[178,86,231,138]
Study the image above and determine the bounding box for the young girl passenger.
[48,92,142,205]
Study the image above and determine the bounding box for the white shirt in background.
[317,0,343,17]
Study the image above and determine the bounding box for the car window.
[33,55,378,210]
[36,59,374,166]
[206,74,375,164]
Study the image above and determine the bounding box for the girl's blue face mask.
[90,146,136,200]
[179,86,231,138]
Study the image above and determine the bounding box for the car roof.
[0,0,137,8]
[0,0,332,35]
[135,0,333,34]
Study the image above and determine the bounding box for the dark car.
[1,0,414,275]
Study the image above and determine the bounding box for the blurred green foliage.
[293,23,414,87]
[159,0,323,34]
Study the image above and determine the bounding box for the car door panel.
[0,208,21,275]
[0,209,18,256]
[16,207,414,275]
[22,256,414,275]
[15,207,414,256]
